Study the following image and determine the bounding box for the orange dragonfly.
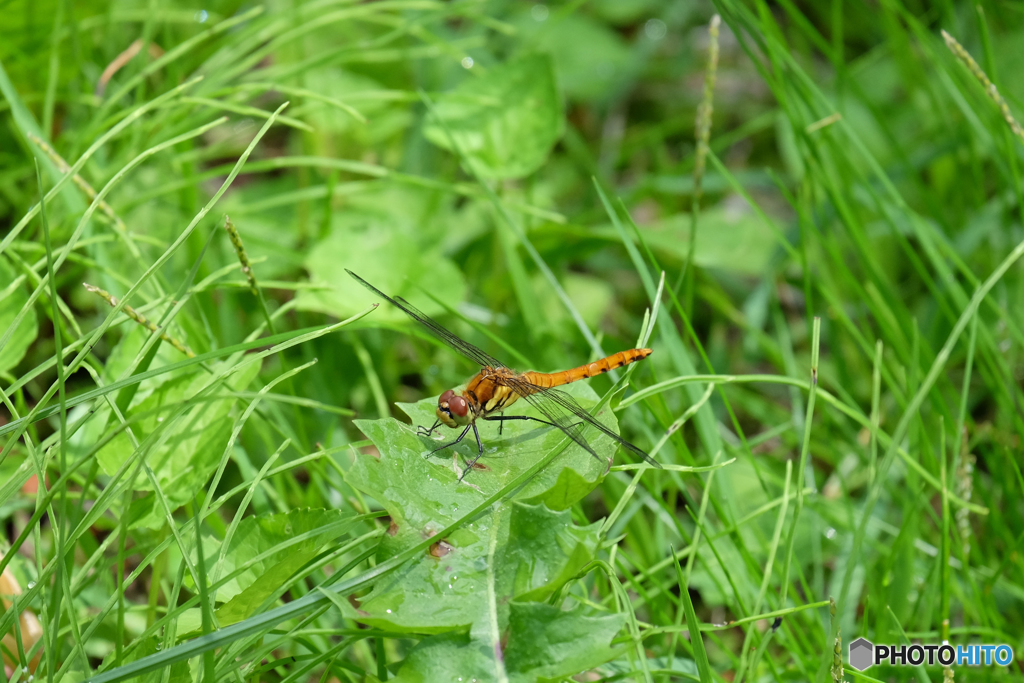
[349,271,661,480]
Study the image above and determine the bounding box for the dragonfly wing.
[505,383,607,465]
[347,270,506,369]
[502,376,660,468]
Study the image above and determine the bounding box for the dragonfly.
[348,270,661,480]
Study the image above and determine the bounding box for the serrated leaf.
[423,54,564,179]
[342,382,632,680]
[389,603,624,683]
[503,503,598,604]
[387,631,494,683]
[504,602,625,683]
[345,497,600,636]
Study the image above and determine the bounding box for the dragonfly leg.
[417,419,442,438]
[427,425,471,457]
[458,423,486,482]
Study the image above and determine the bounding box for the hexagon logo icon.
[849,637,874,671]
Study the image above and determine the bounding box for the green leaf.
[344,495,602,634]
[340,382,630,679]
[0,256,38,375]
[518,14,632,102]
[506,503,598,603]
[389,603,624,683]
[594,207,777,275]
[388,631,494,683]
[503,602,625,682]
[297,197,465,324]
[423,54,564,179]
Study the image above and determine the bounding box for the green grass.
[1,0,1023,681]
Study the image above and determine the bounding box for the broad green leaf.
[387,632,494,683]
[365,496,598,626]
[297,192,465,324]
[389,603,624,683]
[423,54,564,179]
[505,502,599,603]
[339,382,632,680]
[0,256,38,375]
[503,602,625,682]
[345,495,601,635]
[518,14,632,102]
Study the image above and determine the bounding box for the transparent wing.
[348,270,506,369]
[500,375,660,468]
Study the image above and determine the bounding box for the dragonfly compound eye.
[439,389,455,406]
[448,395,468,417]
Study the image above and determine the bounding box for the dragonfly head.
[437,389,470,428]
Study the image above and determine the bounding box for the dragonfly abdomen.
[524,348,652,388]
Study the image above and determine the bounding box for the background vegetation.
[1,0,1023,681]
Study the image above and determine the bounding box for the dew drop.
[644,18,667,41]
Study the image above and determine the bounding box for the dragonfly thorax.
[437,389,471,428]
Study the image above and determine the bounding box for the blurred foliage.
[1,0,1024,681]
